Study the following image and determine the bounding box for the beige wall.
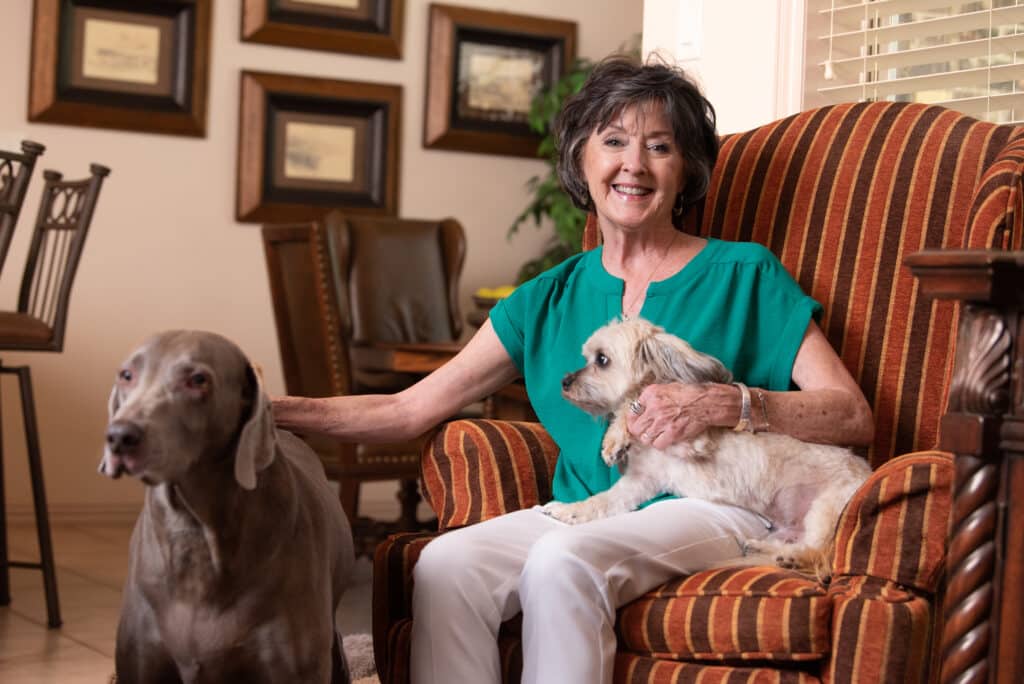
[642,0,806,133]
[0,0,642,520]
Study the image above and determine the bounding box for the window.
[805,0,1024,123]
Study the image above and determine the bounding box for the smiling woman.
[273,55,874,684]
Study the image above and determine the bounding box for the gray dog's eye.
[186,371,210,390]
[596,353,609,368]
[119,369,133,382]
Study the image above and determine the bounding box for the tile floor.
[0,519,375,683]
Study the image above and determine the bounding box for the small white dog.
[545,318,871,573]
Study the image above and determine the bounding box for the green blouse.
[490,238,821,504]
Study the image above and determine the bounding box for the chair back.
[0,141,45,276]
[17,163,109,352]
[263,210,466,396]
[671,101,1021,467]
[322,212,465,346]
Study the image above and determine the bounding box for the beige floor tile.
[0,609,113,683]
[2,520,374,677]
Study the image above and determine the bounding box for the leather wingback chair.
[263,210,466,556]
[372,102,1024,683]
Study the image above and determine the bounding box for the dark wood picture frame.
[242,0,404,59]
[236,70,401,223]
[28,0,211,137]
[424,3,576,158]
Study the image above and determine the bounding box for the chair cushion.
[617,567,831,663]
[0,311,53,346]
[614,654,822,684]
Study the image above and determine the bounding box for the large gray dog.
[100,330,354,683]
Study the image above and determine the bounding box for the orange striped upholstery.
[830,451,953,591]
[617,568,830,662]
[372,531,435,683]
[373,102,1024,684]
[696,102,1020,468]
[824,576,933,683]
[613,654,822,684]
[421,419,559,530]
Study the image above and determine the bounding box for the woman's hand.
[626,382,739,449]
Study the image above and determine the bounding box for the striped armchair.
[373,102,1024,683]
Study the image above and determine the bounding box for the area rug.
[109,633,378,683]
[344,632,379,682]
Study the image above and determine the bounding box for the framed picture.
[241,0,404,59]
[28,0,211,137]
[424,4,576,158]
[236,70,401,223]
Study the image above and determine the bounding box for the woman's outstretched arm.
[272,320,521,442]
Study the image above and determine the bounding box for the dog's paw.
[602,442,630,467]
[541,501,599,525]
[774,554,799,570]
[601,432,632,467]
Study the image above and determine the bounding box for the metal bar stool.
[0,141,45,276]
[0,162,109,629]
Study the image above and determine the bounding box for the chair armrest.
[826,575,935,682]
[420,419,559,530]
[372,531,439,683]
[350,341,463,374]
[831,450,954,593]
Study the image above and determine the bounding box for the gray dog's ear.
[234,362,277,490]
[639,332,733,385]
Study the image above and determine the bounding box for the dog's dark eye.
[118,369,133,382]
[186,372,209,390]
[596,353,609,368]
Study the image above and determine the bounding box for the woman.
[273,56,873,684]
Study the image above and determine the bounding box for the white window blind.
[805,0,1024,123]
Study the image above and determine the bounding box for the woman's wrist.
[721,383,771,433]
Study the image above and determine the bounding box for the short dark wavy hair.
[553,55,718,228]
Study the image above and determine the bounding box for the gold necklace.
[623,231,678,317]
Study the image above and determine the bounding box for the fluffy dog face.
[561,318,732,415]
[100,331,273,488]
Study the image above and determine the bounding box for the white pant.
[410,498,771,684]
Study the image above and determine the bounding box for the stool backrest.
[0,141,45,276]
[18,163,109,351]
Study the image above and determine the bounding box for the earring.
[672,193,685,217]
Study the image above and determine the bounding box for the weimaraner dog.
[100,330,354,683]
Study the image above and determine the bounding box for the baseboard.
[5,502,141,525]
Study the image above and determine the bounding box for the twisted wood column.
[940,308,1008,684]
[906,251,1024,684]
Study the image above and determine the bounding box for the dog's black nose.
[562,371,577,391]
[106,421,143,455]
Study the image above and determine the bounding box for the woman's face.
[580,101,685,233]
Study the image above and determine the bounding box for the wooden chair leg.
[338,476,360,524]
[397,478,421,530]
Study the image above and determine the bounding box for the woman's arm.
[627,321,874,448]
[272,320,521,443]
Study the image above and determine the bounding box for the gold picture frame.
[236,70,402,223]
[29,0,211,137]
[241,0,404,59]
[424,3,576,158]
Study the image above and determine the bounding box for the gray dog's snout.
[562,371,577,391]
[106,421,143,455]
